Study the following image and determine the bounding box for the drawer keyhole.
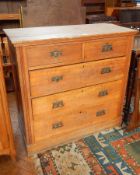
[52,121,63,129]
[101,67,112,74]
[96,110,106,117]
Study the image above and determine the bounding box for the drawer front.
[30,57,126,97]
[32,80,122,142]
[26,43,83,68]
[33,102,119,142]
[84,37,128,61]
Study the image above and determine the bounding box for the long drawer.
[29,57,126,97]
[84,37,128,61]
[32,80,122,142]
[26,42,83,68]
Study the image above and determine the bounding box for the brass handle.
[51,75,63,82]
[102,44,113,52]
[52,121,63,129]
[50,50,62,58]
[96,110,106,117]
[101,67,112,74]
[52,100,64,109]
[98,90,108,97]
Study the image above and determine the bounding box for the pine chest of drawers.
[4,23,137,154]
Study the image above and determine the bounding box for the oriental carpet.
[32,127,140,175]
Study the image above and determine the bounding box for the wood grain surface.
[5,24,136,153]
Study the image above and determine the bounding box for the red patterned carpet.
[33,127,140,175]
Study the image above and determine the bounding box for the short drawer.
[26,43,83,68]
[32,80,122,142]
[84,37,128,61]
[29,57,126,97]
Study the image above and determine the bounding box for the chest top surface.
[4,23,137,46]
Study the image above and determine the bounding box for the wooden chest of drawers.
[4,23,137,154]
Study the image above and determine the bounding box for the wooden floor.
[0,93,36,175]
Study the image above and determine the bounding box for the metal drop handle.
[101,67,112,74]
[102,44,113,52]
[52,100,64,109]
[98,90,108,97]
[96,110,106,117]
[50,50,63,58]
[51,75,63,82]
[52,122,63,129]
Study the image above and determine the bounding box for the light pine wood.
[32,80,123,118]
[84,37,128,61]
[0,94,9,151]
[0,51,16,159]
[30,57,126,97]
[26,43,83,68]
[127,53,140,130]
[4,24,137,154]
[114,36,135,129]
[34,99,120,142]
[32,80,122,142]
[27,118,121,154]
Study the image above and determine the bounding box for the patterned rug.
[33,127,140,175]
